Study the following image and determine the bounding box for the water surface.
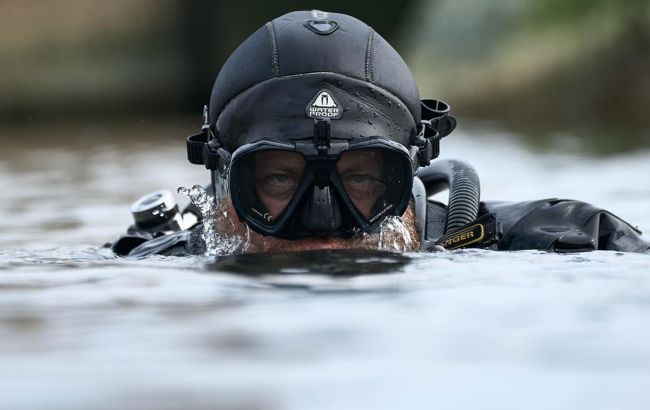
[1,122,648,409]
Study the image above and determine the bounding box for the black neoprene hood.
[208,10,422,151]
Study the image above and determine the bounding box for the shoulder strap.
[422,213,501,251]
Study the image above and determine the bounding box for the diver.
[109,10,649,257]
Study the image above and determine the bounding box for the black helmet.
[187,10,456,239]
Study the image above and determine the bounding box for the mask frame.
[227,122,416,239]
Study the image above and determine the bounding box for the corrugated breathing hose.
[417,159,481,234]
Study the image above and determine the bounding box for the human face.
[214,197,420,253]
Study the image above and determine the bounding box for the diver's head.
[187,10,455,243]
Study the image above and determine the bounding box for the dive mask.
[228,119,415,239]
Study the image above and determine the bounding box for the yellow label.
[439,224,485,249]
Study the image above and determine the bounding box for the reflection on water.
[210,249,410,277]
[0,120,649,409]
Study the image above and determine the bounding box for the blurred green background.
[1,0,648,154]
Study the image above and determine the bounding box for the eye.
[268,172,302,187]
[343,173,381,185]
[345,174,365,184]
[342,173,385,199]
[256,172,301,198]
[268,174,291,184]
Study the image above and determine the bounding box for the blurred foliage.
[528,0,647,24]
[403,0,649,153]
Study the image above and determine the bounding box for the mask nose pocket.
[300,186,342,234]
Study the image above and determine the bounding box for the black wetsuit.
[110,195,648,257]
[424,199,647,253]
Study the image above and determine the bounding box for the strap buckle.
[186,106,231,173]
[186,131,208,165]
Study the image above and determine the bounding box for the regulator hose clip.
[413,99,457,166]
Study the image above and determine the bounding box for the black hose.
[417,159,481,234]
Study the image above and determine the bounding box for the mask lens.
[230,144,412,236]
[232,150,305,226]
[336,148,409,221]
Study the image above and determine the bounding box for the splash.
[177,185,248,256]
[378,216,415,252]
[179,185,417,255]
[352,215,417,253]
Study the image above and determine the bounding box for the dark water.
[1,121,649,409]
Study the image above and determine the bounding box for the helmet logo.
[306,89,342,119]
[316,92,334,107]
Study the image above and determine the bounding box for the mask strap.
[186,105,231,175]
